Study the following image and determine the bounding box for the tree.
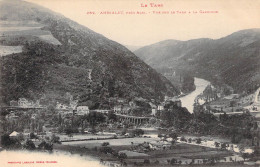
[38,141,53,151]
[51,134,61,144]
[131,129,144,137]
[118,152,127,160]
[47,105,56,113]
[196,138,202,144]
[230,101,237,108]
[99,146,113,154]
[242,153,249,161]
[102,142,110,146]
[143,159,150,165]
[170,158,177,165]
[154,159,159,165]
[30,132,38,139]
[169,132,178,145]
[221,143,227,150]
[214,142,220,148]
[108,111,117,122]
[180,136,187,142]
[17,133,25,142]
[121,127,127,135]
[86,112,106,132]
[64,127,78,137]
[1,134,21,148]
[24,140,36,150]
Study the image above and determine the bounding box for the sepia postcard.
[0,0,260,167]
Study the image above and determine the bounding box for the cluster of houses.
[10,98,43,108]
[113,96,182,116]
[8,95,182,119]
[2,95,183,135]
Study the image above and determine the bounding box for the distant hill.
[0,0,179,108]
[124,45,142,52]
[134,29,260,93]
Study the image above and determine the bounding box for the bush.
[24,140,36,150]
[99,146,113,154]
[131,129,144,137]
[158,133,163,138]
[180,136,187,142]
[38,141,53,151]
[118,152,127,160]
[92,146,98,151]
[170,158,177,165]
[1,134,21,149]
[143,159,150,164]
[30,132,38,139]
[101,142,110,146]
[51,134,61,144]
[65,127,79,136]
[196,138,202,144]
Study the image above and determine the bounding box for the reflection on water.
[180,78,210,113]
[0,150,104,167]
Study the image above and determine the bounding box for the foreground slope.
[0,0,179,108]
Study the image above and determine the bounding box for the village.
[1,84,260,166]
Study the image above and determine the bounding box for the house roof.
[9,131,19,137]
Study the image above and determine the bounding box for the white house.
[56,102,69,110]
[18,98,33,108]
[9,131,19,138]
[76,106,89,115]
[151,108,157,115]
[114,105,122,113]
[157,105,164,111]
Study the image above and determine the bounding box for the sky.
[25,0,260,46]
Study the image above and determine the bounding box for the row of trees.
[1,134,54,151]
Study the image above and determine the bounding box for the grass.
[62,137,157,147]
[54,140,236,166]
[0,45,23,56]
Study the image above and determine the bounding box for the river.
[180,78,210,113]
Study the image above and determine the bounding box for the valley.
[0,0,259,167]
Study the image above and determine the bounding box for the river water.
[179,78,210,113]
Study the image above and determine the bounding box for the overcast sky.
[26,0,260,46]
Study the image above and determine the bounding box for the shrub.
[143,159,150,164]
[30,132,38,139]
[51,134,61,144]
[1,134,21,148]
[196,138,202,144]
[38,141,53,151]
[99,146,113,154]
[24,140,36,150]
[180,136,187,142]
[131,129,144,137]
[170,158,177,165]
[118,152,127,160]
[101,142,110,146]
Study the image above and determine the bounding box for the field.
[0,45,23,56]
[55,137,236,166]
[58,133,115,141]
[0,21,61,46]
[62,137,157,148]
